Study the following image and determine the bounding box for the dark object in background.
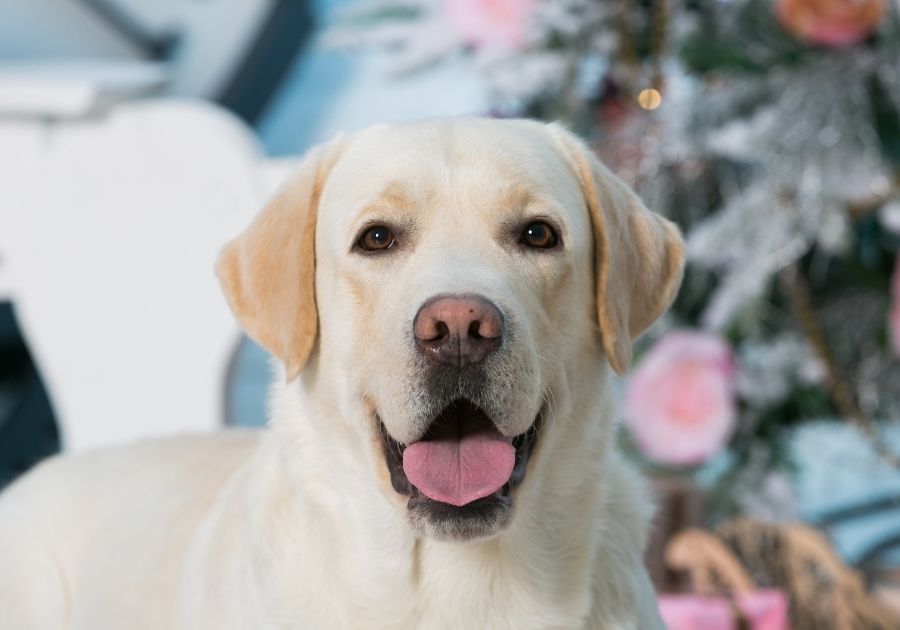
[76,0,314,125]
[79,0,180,60]
[0,303,60,490]
[217,0,315,125]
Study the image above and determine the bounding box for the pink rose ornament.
[623,331,737,467]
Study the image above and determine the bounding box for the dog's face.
[217,119,683,542]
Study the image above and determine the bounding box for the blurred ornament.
[890,258,900,357]
[667,520,900,629]
[443,0,535,51]
[637,87,662,110]
[663,529,789,629]
[775,0,884,47]
[658,592,790,630]
[624,331,737,466]
[596,76,631,132]
[879,200,900,234]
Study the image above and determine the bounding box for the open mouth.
[380,399,539,513]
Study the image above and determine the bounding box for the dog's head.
[217,119,683,541]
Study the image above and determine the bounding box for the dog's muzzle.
[376,293,541,541]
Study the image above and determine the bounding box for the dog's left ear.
[550,124,685,375]
[216,137,346,381]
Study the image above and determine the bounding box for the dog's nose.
[414,295,503,367]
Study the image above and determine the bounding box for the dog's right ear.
[216,137,346,381]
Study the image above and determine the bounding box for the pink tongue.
[403,423,515,507]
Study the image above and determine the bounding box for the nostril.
[434,321,450,341]
[468,320,482,340]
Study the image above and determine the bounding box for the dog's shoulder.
[0,432,262,629]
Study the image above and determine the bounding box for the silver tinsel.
[735,334,825,406]
[687,52,899,329]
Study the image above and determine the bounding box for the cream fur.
[0,118,683,629]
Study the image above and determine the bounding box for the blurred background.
[2,0,900,627]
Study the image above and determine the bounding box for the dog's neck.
[239,360,635,627]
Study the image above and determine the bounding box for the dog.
[0,118,684,629]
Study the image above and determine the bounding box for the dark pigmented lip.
[378,400,542,508]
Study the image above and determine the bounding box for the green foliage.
[753,384,834,431]
[870,75,900,167]
[854,214,899,284]
[679,0,809,75]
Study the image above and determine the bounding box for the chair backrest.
[0,99,265,452]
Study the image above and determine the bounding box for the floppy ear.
[550,124,685,375]
[216,138,346,381]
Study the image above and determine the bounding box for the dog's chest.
[322,544,593,630]
[412,578,588,630]
[259,541,592,630]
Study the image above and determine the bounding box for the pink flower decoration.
[624,331,737,467]
[775,0,884,47]
[443,0,535,51]
[659,590,789,630]
[890,257,900,357]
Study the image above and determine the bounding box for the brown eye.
[519,221,559,249]
[358,225,396,252]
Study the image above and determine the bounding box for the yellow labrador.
[0,118,683,629]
